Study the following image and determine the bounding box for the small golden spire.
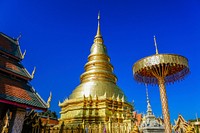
[94,11,103,44]
[95,11,102,38]
[154,36,159,54]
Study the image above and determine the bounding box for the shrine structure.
[57,13,134,132]
[0,32,47,132]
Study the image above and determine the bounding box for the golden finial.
[112,94,115,99]
[98,11,100,20]
[46,91,52,108]
[122,95,125,102]
[104,92,107,97]
[154,36,159,54]
[22,50,26,59]
[31,67,36,78]
[95,11,102,39]
[64,97,68,101]
[117,94,120,101]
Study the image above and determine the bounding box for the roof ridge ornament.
[22,50,26,59]
[16,34,22,44]
[46,91,52,109]
[154,35,159,54]
[31,67,36,78]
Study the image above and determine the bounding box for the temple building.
[57,13,133,131]
[0,32,47,132]
[173,114,199,133]
[140,86,164,133]
[22,109,58,133]
[173,115,189,132]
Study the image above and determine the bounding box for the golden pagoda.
[58,13,133,126]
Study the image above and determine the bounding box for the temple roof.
[0,32,47,110]
[0,55,32,80]
[0,74,47,110]
[0,32,23,60]
[173,114,188,130]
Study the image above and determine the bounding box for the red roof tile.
[0,56,31,79]
[0,77,31,101]
[0,32,47,110]
[0,74,47,110]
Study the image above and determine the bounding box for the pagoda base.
[57,95,133,130]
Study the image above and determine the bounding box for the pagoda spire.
[69,12,125,100]
[79,12,117,83]
[94,11,103,43]
[145,84,152,115]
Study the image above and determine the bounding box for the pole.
[158,77,172,133]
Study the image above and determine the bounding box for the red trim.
[0,99,47,111]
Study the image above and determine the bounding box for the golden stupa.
[58,13,133,125]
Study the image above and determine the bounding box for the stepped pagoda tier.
[58,14,133,126]
[0,32,47,132]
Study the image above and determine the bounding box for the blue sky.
[0,0,200,122]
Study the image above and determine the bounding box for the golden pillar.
[158,77,171,133]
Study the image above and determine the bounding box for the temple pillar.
[8,108,26,133]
